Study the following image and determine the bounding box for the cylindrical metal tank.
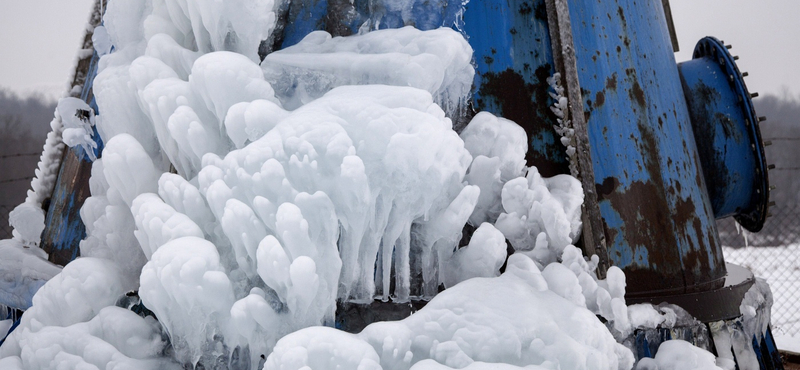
[565,0,726,297]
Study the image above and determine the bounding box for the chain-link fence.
[0,205,12,240]
[718,205,800,337]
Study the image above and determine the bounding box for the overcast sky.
[0,0,798,100]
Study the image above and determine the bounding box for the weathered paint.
[677,37,769,232]
[566,0,725,297]
[40,48,104,266]
[272,0,570,175]
[275,0,466,49]
[462,0,569,176]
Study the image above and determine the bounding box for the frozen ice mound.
[266,253,635,370]
[262,26,474,117]
[635,340,724,370]
[0,258,178,369]
[0,239,61,311]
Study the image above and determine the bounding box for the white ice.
[56,97,98,161]
[266,253,634,370]
[0,0,715,368]
[0,240,61,311]
[261,26,474,117]
[635,340,724,370]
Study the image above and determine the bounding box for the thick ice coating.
[0,240,61,310]
[0,0,695,368]
[265,253,635,370]
[262,26,474,116]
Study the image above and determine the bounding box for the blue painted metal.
[275,0,569,176]
[40,48,104,265]
[677,37,769,232]
[0,307,22,346]
[565,0,725,297]
[461,0,568,176]
[278,0,465,48]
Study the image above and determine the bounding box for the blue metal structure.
[566,0,725,297]
[271,0,570,176]
[40,48,104,266]
[38,0,107,266]
[678,37,770,231]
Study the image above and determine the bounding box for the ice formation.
[0,0,748,369]
[267,254,634,370]
[261,26,474,117]
[634,340,724,370]
[0,240,61,311]
[57,97,99,161]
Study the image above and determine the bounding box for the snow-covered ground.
[723,244,800,353]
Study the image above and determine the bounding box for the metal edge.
[545,0,608,278]
[626,263,755,323]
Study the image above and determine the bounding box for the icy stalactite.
[548,72,579,177]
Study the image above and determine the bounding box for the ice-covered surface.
[266,253,634,370]
[92,25,113,56]
[261,27,474,117]
[0,0,736,368]
[548,72,578,177]
[22,109,66,210]
[7,204,46,248]
[57,96,98,161]
[0,258,180,370]
[634,340,725,370]
[0,240,61,311]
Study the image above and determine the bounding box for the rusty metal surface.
[462,0,570,176]
[272,0,571,176]
[40,148,93,265]
[566,0,726,297]
[626,263,753,322]
[677,37,770,232]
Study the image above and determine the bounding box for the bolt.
[758,116,767,122]
[769,201,777,207]
[733,55,740,60]
[726,44,732,49]
[742,72,749,77]
[765,140,773,146]
[751,92,759,98]
[768,164,776,170]
[770,185,777,191]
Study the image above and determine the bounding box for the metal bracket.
[545,0,608,278]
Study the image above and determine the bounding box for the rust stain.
[594,91,606,108]
[478,65,569,176]
[606,73,618,90]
